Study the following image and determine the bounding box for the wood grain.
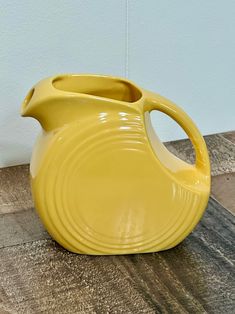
[221,130,235,144]
[0,198,234,313]
[211,173,235,215]
[0,208,50,249]
[165,133,235,176]
[0,165,32,214]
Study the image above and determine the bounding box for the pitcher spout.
[20,76,83,131]
[21,87,35,117]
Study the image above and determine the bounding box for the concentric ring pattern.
[32,111,208,254]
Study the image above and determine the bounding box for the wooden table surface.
[0,132,235,313]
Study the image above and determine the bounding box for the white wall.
[1,0,234,167]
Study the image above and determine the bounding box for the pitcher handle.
[144,92,210,176]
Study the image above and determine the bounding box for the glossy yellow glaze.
[21,74,210,255]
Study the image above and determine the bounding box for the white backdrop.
[1,0,234,167]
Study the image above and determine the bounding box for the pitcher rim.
[50,73,144,105]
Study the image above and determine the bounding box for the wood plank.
[212,172,235,215]
[0,165,33,214]
[0,198,234,313]
[221,130,235,144]
[165,133,235,176]
[0,208,50,249]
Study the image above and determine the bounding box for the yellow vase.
[21,74,210,255]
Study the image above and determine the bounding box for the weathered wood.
[221,130,235,144]
[212,173,235,215]
[0,165,32,214]
[0,208,50,249]
[0,198,234,313]
[165,133,235,176]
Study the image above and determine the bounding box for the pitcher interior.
[52,75,142,103]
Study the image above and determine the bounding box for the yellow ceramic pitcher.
[21,74,210,255]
